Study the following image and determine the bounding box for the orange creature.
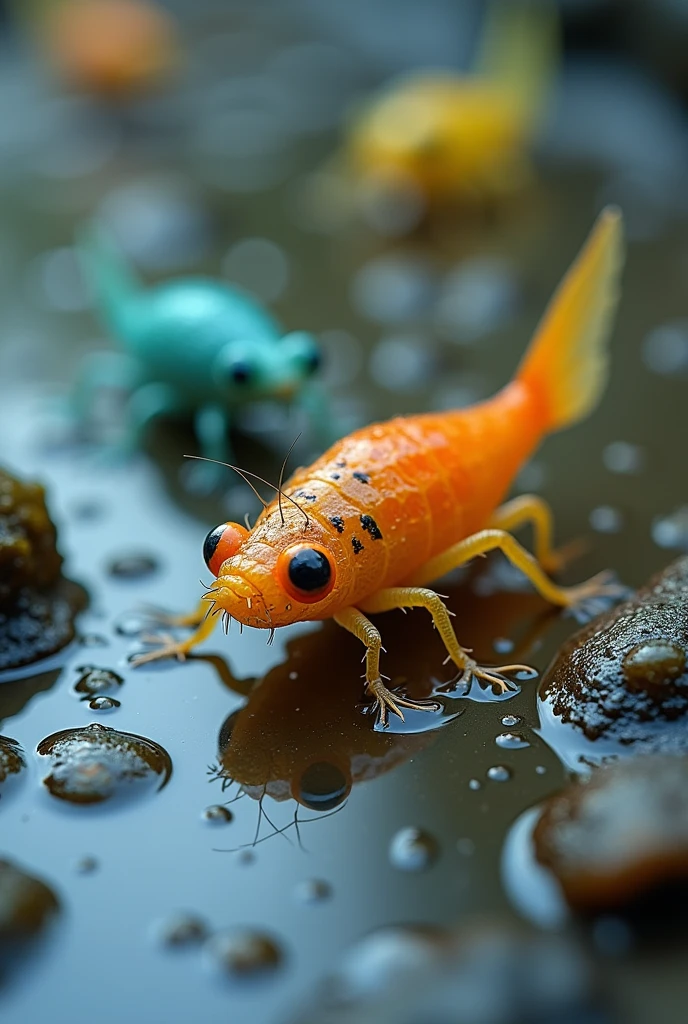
[135,208,624,727]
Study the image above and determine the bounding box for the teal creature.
[72,229,329,484]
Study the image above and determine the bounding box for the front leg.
[188,404,234,492]
[360,587,533,695]
[131,599,219,667]
[333,606,441,729]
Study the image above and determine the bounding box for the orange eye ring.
[275,543,336,604]
[203,521,249,577]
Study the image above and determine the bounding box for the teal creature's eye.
[228,361,253,385]
[302,350,321,375]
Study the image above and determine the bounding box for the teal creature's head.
[212,331,322,400]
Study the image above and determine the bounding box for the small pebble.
[154,912,209,948]
[204,929,283,978]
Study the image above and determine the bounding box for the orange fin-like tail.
[517,206,624,433]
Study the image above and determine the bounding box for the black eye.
[288,548,331,593]
[297,762,350,811]
[229,362,252,385]
[303,349,321,375]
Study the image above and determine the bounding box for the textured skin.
[215,379,546,629]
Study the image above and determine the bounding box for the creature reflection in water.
[204,579,552,849]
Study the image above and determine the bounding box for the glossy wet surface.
[1,2,688,1022]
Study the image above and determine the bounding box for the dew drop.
[74,665,124,697]
[495,732,530,750]
[487,765,512,782]
[535,765,547,775]
[294,879,332,904]
[78,633,109,648]
[501,714,521,728]
[468,778,481,791]
[204,929,283,978]
[88,696,121,712]
[388,827,439,872]
[202,804,233,825]
[154,912,209,949]
[37,724,172,805]
[493,636,514,655]
[589,505,624,534]
[107,553,159,579]
[74,856,99,875]
[602,441,645,475]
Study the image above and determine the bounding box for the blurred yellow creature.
[346,2,558,208]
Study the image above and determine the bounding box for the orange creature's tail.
[516,206,625,433]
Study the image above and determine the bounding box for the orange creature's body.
[136,209,625,727]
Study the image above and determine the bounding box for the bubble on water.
[535,765,547,775]
[602,441,645,475]
[78,633,109,648]
[153,912,209,949]
[222,237,289,303]
[388,827,439,871]
[456,838,475,856]
[28,247,90,313]
[107,553,159,579]
[369,333,437,393]
[350,254,436,324]
[203,929,283,978]
[435,257,519,344]
[0,736,26,796]
[468,778,482,791]
[589,505,624,533]
[74,856,99,875]
[297,762,350,811]
[495,732,530,750]
[652,507,688,551]
[642,321,688,375]
[74,666,124,698]
[294,879,332,905]
[88,696,121,712]
[494,638,515,656]
[115,612,150,637]
[501,714,522,728]
[202,804,234,825]
[487,765,512,782]
[37,723,172,805]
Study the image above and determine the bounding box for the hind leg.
[488,494,584,574]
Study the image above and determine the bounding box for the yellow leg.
[360,586,532,696]
[488,494,584,574]
[333,606,441,729]
[131,598,218,667]
[404,528,609,607]
[140,598,209,629]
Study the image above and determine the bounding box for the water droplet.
[589,505,624,533]
[294,879,332,904]
[74,665,124,697]
[202,804,233,825]
[468,778,481,791]
[288,670,299,680]
[350,254,436,325]
[37,724,172,805]
[456,838,474,856]
[495,732,530,750]
[154,912,209,948]
[535,765,547,775]
[652,507,688,551]
[78,633,109,648]
[487,765,512,782]
[388,827,438,872]
[642,321,688,376]
[493,637,514,655]
[88,696,121,712]
[501,714,521,728]
[74,856,99,875]
[107,554,159,579]
[204,929,283,978]
[602,441,645,475]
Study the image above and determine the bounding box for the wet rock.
[73,665,123,698]
[534,755,688,912]
[540,557,688,749]
[296,922,608,1024]
[0,467,84,673]
[0,858,59,942]
[37,723,172,805]
[203,929,283,979]
[0,737,26,797]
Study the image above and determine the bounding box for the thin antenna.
[184,455,310,528]
[276,432,302,527]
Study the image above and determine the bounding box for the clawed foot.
[565,570,630,624]
[366,678,442,730]
[130,632,192,667]
[461,658,537,695]
[138,603,202,629]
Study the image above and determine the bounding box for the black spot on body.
[360,514,382,540]
[330,516,345,534]
[353,472,370,485]
[335,460,347,468]
[330,473,340,481]
[296,491,317,503]
[351,537,364,555]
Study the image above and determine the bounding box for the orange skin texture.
[212,379,546,630]
[43,0,178,97]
